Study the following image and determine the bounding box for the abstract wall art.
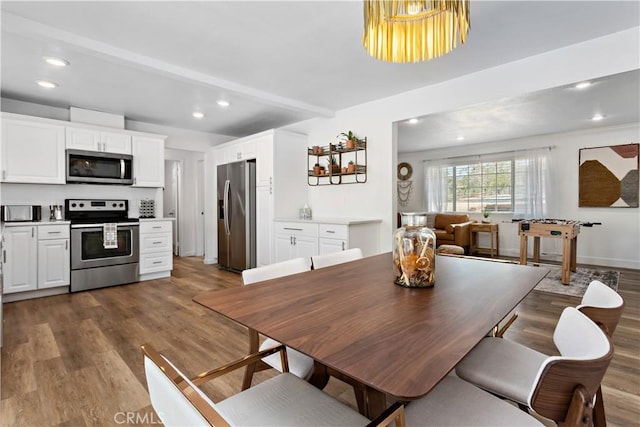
[579,143,639,207]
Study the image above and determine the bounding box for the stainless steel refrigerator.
[217,160,256,271]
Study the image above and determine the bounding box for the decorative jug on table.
[393,213,436,287]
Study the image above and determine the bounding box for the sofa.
[432,213,475,251]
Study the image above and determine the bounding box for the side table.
[470,222,499,258]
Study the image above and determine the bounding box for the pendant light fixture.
[363,0,470,63]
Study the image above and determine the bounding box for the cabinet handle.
[270,186,272,195]
[326,230,336,234]
[32,227,34,237]
[294,236,297,245]
[153,241,162,244]
[3,250,6,263]
[153,261,162,264]
[47,231,62,234]
[270,177,272,185]
[290,236,293,245]
[342,241,345,250]
[152,226,162,229]
[284,227,303,231]
[65,240,68,250]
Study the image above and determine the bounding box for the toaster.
[1,205,42,222]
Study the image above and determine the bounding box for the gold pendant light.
[363,0,470,63]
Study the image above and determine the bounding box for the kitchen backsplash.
[0,183,160,219]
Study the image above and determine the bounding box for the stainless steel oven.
[66,199,140,292]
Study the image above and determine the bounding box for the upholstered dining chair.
[311,248,363,269]
[241,257,314,387]
[142,342,549,427]
[455,307,614,426]
[576,280,624,426]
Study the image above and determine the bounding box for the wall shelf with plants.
[308,132,367,186]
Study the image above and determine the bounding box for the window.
[425,148,550,217]
[443,161,514,213]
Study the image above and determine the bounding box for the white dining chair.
[241,257,314,384]
[455,307,614,425]
[142,342,548,427]
[577,279,624,336]
[311,248,363,269]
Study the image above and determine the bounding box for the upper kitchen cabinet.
[132,135,165,187]
[66,126,132,154]
[1,116,66,184]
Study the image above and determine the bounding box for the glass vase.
[393,213,436,288]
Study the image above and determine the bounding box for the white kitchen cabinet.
[317,221,381,256]
[1,117,66,184]
[66,126,132,154]
[256,185,273,266]
[37,224,70,289]
[273,221,318,263]
[132,136,165,187]
[139,220,173,280]
[2,225,38,294]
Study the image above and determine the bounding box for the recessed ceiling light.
[35,80,58,89]
[408,118,419,124]
[192,111,204,119]
[457,136,465,141]
[575,81,591,89]
[44,56,69,67]
[217,100,230,107]
[591,114,604,121]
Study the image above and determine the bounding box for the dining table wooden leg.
[308,361,330,390]
[242,328,260,390]
[364,386,388,420]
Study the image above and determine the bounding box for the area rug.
[532,264,619,298]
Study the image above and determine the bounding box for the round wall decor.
[397,162,413,180]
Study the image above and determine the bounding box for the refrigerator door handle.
[223,179,231,236]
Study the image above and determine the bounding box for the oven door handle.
[71,222,140,229]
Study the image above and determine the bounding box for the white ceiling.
[1,1,639,146]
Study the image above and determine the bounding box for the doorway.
[164,159,181,256]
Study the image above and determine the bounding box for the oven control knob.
[79,203,84,208]
[119,203,124,207]
[71,203,77,208]
[112,203,117,208]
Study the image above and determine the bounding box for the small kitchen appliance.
[49,205,64,221]
[1,205,42,222]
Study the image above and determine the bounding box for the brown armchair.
[432,214,475,250]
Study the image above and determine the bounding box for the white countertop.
[138,217,175,222]
[274,217,381,225]
[1,220,71,226]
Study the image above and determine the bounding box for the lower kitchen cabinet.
[2,225,38,293]
[1,223,70,295]
[37,224,70,289]
[273,219,381,263]
[274,221,318,263]
[139,219,173,280]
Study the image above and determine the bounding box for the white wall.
[286,27,639,258]
[398,123,640,269]
[164,148,206,256]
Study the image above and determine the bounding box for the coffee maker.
[49,205,63,221]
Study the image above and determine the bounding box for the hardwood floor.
[1,256,638,426]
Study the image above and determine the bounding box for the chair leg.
[593,386,607,427]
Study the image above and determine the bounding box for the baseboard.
[498,248,639,270]
[3,286,69,302]
[203,257,217,265]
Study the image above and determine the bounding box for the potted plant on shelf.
[327,155,340,174]
[338,131,358,150]
[347,160,356,174]
[313,163,321,176]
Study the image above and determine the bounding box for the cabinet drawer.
[140,233,171,253]
[274,221,318,237]
[140,252,173,273]
[38,224,70,240]
[140,221,172,234]
[319,223,348,240]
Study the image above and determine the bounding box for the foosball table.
[518,219,585,285]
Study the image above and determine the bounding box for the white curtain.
[513,148,551,218]
[423,159,449,212]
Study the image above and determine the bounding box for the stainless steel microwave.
[66,149,133,185]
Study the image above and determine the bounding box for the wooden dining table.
[193,253,549,419]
